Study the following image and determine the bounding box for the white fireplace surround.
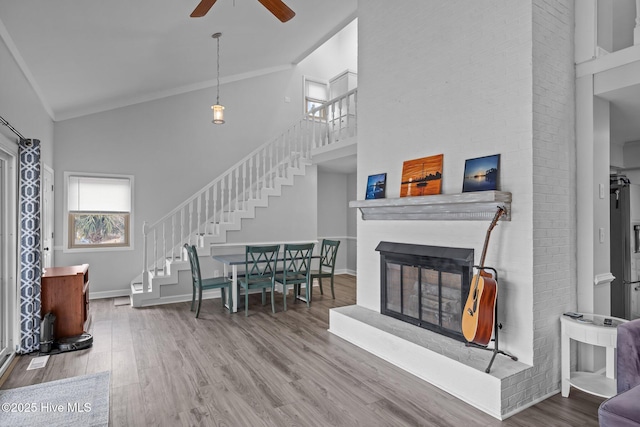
[329,305,536,420]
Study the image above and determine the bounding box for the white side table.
[560,313,627,398]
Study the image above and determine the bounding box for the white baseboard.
[89,289,131,300]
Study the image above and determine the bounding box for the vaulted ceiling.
[0,0,357,121]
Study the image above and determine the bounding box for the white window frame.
[63,171,134,253]
[303,76,329,119]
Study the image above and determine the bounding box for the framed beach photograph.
[365,173,387,200]
[400,154,443,197]
[462,154,500,192]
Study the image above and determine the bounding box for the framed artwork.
[400,154,443,197]
[365,173,387,200]
[462,154,500,192]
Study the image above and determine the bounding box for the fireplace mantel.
[349,191,511,221]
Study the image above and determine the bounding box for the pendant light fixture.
[211,32,225,124]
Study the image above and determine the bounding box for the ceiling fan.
[190,0,295,22]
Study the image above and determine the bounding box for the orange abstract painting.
[400,154,443,197]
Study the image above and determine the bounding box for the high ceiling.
[0,0,357,121]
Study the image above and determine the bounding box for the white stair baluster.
[205,188,210,235]
[220,176,226,223]
[227,174,232,221]
[162,223,167,274]
[197,195,202,243]
[180,208,185,249]
[213,181,218,234]
[269,144,273,188]
[188,201,194,245]
[171,215,176,260]
[142,222,149,292]
[235,168,239,212]
[153,228,158,276]
[248,157,253,200]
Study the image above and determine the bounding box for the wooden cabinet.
[41,264,90,339]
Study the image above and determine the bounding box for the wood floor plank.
[1,275,604,426]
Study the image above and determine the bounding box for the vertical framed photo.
[400,154,443,197]
[462,154,500,192]
[365,173,387,199]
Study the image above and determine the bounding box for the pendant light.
[211,32,225,124]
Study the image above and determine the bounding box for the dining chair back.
[310,239,341,299]
[275,243,315,310]
[184,244,232,317]
[240,244,280,316]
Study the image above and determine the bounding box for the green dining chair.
[184,244,232,318]
[239,244,280,316]
[275,243,315,310]
[310,239,341,299]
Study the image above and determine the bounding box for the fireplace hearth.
[376,241,473,341]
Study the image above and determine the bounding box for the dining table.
[212,250,318,313]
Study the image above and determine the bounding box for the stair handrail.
[140,88,357,292]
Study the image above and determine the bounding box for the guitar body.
[461,274,498,346]
[460,206,504,347]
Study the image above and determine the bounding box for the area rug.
[0,371,109,427]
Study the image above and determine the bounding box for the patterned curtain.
[17,138,41,354]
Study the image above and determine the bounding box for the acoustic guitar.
[461,206,505,346]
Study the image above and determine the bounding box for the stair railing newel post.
[142,221,149,292]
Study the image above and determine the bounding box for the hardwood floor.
[2,275,604,426]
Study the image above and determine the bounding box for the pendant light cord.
[216,35,221,105]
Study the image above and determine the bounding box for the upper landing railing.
[140,89,357,292]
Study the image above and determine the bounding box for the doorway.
[610,176,640,319]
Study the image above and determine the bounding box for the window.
[304,77,328,119]
[65,172,133,251]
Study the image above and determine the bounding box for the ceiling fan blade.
[190,0,217,18]
[257,0,295,22]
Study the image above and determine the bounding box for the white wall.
[624,140,640,169]
[347,172,357,273]
[298,19,358,87]
[0,36,53,165]
[358,0,535,362]
[356,0,575,405]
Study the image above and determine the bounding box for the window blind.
[67,176,131,212]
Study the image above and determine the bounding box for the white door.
[42,165,54,269]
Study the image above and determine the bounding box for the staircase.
[130,89,357,307]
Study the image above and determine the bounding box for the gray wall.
[0,37,54,165]
[317,170,357,274]
[51,20,357,296]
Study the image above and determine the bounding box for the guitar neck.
[477,207,505,270]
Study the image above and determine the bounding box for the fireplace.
[376,242,473,342]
